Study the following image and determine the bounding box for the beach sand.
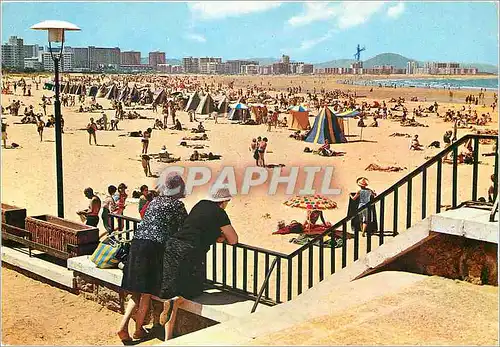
[1,73,498,344]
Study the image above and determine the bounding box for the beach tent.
[196,93,216,115]
[153,88,167,105]
[249,104,268,124]
[129,85,140,102]
[288,105,310,130]
[69,84,78,94]
[185,91,201,112]
[105,85,119,100]
[75,84,84,96]
[62,83,70,94]
[119,86,130,101]
[333,109,361,137]
[217,96,229,114]
[87,86,98,97]
[228,103,250,121]
[304,106,347,144]
[43,82,54,90]
[97,85,108,98]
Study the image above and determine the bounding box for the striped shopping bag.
[89,238,120,269]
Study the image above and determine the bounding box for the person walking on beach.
[1,120,8,148]
[351,177,376,237]
[250,138,259,166]
[141,155,152,177]
[141,128,151,154]
[37,117,45,142]
[118,172,188,343]
[258,137,268,167]
[77,187,102,227]
[86,117,98,145]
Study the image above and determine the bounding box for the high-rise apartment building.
[88,46,121,70]
[2,36,25,69]
[121,51,141,66]
[42,47,73,72]
[71,47,90,70]
[199,57,222,74]
[149,51,166,67]
[183,57,200,73]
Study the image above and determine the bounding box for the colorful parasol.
[284,194,337,210]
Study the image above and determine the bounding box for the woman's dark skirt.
[159,237,206,300]
[121,239,163,296]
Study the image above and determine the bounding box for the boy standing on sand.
[77,187,102,227]
[1,120,8,148]
[141,155,152,177]
[86,117,98,145]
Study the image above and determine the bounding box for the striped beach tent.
[288,105,310,130]
[304,106,347,144]
[185,91,201,112]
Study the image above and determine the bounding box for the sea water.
[349,77,498,91]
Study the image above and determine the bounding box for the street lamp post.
[31,20,80,218]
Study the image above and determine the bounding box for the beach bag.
[89,234,128,269]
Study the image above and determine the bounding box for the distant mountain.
[242,57,278,65]
[166,58,182,65]
[363,53,414,69]
[314,59,357,69]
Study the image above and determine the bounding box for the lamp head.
[30,20,80,43]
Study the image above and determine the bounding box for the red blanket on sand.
[273,223,332,236]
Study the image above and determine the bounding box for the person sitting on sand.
[141,155,152,177]
[77,187,101,227]
[190,150,200,161]
[170,119,182,131]
[86,117,98,145]
[153,119,164,130]
[368,117,378,127]
[318,139,333,156]
[409,135,423,151]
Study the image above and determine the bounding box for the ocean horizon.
[350,77,498,91]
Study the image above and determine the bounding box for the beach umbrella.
[284,195,337,210]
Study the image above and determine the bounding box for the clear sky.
[1,1,499,64]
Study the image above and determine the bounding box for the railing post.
[452,146,458,208]
[275,257,281,303]
[253,250,258,295]
[393,188,399,235]
[264,253,270,298]
[436,159,442,213]
[406,178,412,229]
[251,257,278,313]
[421,168,427,219]
[287,258,292,301]
[212,243,217,282]
[232,246,237,289]
[341,222,347,268]
[308,244,313,288]
[222,243,227,287]
[297,252,303,295]
[319,237,324,282]
[379,197,385,246]
[472,137,479,200]
[243,248,248,293]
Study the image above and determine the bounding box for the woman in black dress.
[159,187,239,327]
[117,172,187,342]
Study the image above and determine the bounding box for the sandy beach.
[1,73,498,345]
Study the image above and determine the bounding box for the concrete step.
[1,246,74,288]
